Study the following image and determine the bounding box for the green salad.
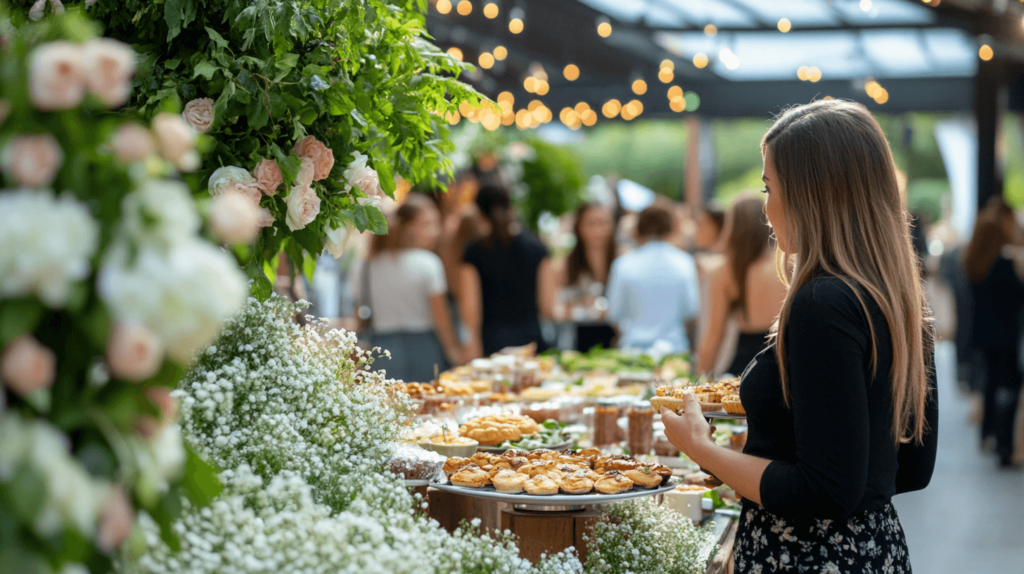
[545,347,691,374]
[497,419,570,450]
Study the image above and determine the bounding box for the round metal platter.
[429,478,677,510]
[476,440,574,454]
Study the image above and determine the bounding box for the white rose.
[106,322,164,382]
[110,123,155,163]
[295,157,316,189]
[0,190,99,307]
[120,179,200,248]
[28,0,64,21]
[0,335,56,397]
[343,152,384,199]
[82,38,136,108]
[210,191,260,245]
[151,113,199,171]
[208,166,262,205]
[2,133,64,188]
[285,183,321,232]
[324,225,347,259]
[182,98,214,134]
[28,41,85,111]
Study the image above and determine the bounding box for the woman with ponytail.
[459,186,556,358]
[662,100,938,572]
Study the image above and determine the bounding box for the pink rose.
[83,38,136,109]
[285,183,321,231]
[182,98,214,134]
[96,485,134,553]
[3,133,63,188]
[208,166,262,205]
[0,100,10,127]
[211,191,260,245]
[256,208,275,228]
[152,113,199,171]
[0,335,56,397]
[252,158,283,196]
[110,123,155,163]
[295,157,315,189]
[292,136,334,181]
[146,386,178,425]
[28,41,85,111]
[106,322,163,382]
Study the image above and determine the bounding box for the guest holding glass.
[606,202,700,354]
[696,193,788,376]
[557,202,619,351]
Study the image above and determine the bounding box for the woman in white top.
[354,193,461,382]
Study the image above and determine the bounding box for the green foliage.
[518,138,586,230]
[87,0,480,286]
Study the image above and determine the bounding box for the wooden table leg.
[425,487,508,535]
[500,507,602,563]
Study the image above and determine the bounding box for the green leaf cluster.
[88,0,481,288]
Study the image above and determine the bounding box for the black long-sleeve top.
[740,276,939,520]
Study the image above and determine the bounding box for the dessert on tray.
[650,378,741,414]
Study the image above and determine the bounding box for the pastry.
[722,394,745,415]
[595,471,634,494]
[505,457,529,471]
[492,469,529,493]
[560,470,594,495]
[450,464,490,488]
[488,461,513,477]
[575,448,602,459]
[443,456,473,475]
[502,449,530,459]
[624,467,663,489]
[524,475,559,496]
[594,456,641,474]
[470,452,495,468]
[650,396,687,413]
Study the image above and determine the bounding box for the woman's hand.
[660,392,716,465]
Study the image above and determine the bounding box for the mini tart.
[488,461,513,477]
[492,470,529,493]
[650,396,687,413]
[595,471,634,494]
[560,471,594,495]
[624,467,663,489]
[700,402,723,412]
[722,395,745,415]
[574,447,602,459]
[470,452,496,468]
[443,457,473,475]
[450,464,490,488]
[524,475,559,496]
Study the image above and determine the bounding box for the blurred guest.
[696,194,788,376]
[354,193,461,381]
[606,202,700,353]
[557,202,618,351]
[694,202,726,252]
[460,186,555,358]
[692,202,732,373]
[436,168,483,306]
[962,196,1024,467]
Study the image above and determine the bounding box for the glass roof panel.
[728,0,840,27]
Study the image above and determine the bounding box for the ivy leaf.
[271,144,304,187]
[164,0,185,41]
[366,205,388,235]
[247,92,269,131]
[193,61,219,80]
[325,83,354,116]
[164,58,181,70]
[246,258,273,300]
[181,447,222,507]
[274,53,300,80]
[292,227,323,261]
[205,27,228,49]
[352,204,370,232]
[0,299,42,346]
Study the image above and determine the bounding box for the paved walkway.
[894,341,1024,573]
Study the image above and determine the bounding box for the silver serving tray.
[429,478,677,510]
[476,440,574,454]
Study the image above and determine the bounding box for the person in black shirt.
[962,196,1024,467]
[459,186,556,358]
[662,100,938,573]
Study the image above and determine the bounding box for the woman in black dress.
[663,100,939,573]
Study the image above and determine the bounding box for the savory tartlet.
[450,464,490,488]
[594,471,634,494]
[624,467,663,489]
[492,469,529,493]
[443,456,473,475]
[560,470,594,495]
[523,475,559,496]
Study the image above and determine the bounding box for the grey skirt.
[371,330,448,383]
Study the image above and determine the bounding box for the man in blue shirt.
[606,203,700,353]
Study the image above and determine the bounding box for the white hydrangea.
[583,497,718,574]
[97,239,247,363]
[0,414,108,539]
[0,189,98,307]
[119,179,200,249]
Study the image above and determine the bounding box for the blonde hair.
[763,100,933,445]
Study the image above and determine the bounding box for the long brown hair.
[726,193,772,317]
[963,196,1016,283]
[567,202,617,285]
[764,100,933,445]
[370,193,436,257]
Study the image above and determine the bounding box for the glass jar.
[593,399,620,447]
[627,401,655,458]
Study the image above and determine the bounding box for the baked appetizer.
[443,457,473,475]
[524,475,559,496]
[492,470,529,493]
[560,470,594,495]
[450,464,490,488]
[470,452,496,468]
[624,467,663,489]
[595,471,634,494]
[722,394,745,415]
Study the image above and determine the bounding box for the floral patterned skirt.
[733,501,912,574]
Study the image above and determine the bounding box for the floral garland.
[73,0,481,296]
[0,8,245,573]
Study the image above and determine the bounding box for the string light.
[602,99,621,118]
[808,67,822,82]
[574,101,590,115]
[501,110,515,126]
[528,100,543,112]
[523,76,537,92]
[483,2,499,19]
[446,110,461,124]
[535,80,549,95]
[632,79,647,95]
[797,66,809,81]
[684,92,700,112]
[658,68,674,83]
[457,0,472,16]
[979,44,994,61]
[874,88,889,104]
[860,0,872,11]
[667,86,683,100]
[778,18,792,33]
[497,91,514,105]
[478,52,495,69]
[458,100,474,116]
[581,109,598,126]
[704,24,717,36]
[509,18,524,34]
[493,45,508,60]
[719,48,740,70]
[660,59,675,71]
[446,47,463,61]
[597,18,612,38]
[670,98,685,113]
[563,64,580,81]
[437,0,452,15]
[693,53,709,69]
